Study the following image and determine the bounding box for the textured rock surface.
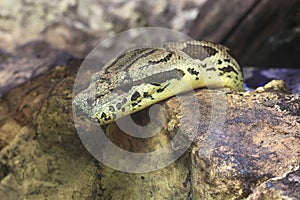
[0,61,299,199]
[0,41,73,97]
[0,0,203,55]
[190,81,300,199]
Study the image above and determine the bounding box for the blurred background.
[0,0,299,95]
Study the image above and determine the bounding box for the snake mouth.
[73,104,99,124]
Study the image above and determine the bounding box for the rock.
[0,61,299,199]
[248,167,300,200]
[0,0,203,56]
[0,41,73,98]
[190,87,299,199]
[243,67,300,94]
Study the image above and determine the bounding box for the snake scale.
[73,40,244,125]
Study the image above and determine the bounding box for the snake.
[72,40,244,125]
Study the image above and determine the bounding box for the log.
[190,0,300,67]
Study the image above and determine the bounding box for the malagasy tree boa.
[73,40,244,125]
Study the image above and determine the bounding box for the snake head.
[72,90,98,123]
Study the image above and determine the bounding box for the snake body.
[73,40,244,125]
